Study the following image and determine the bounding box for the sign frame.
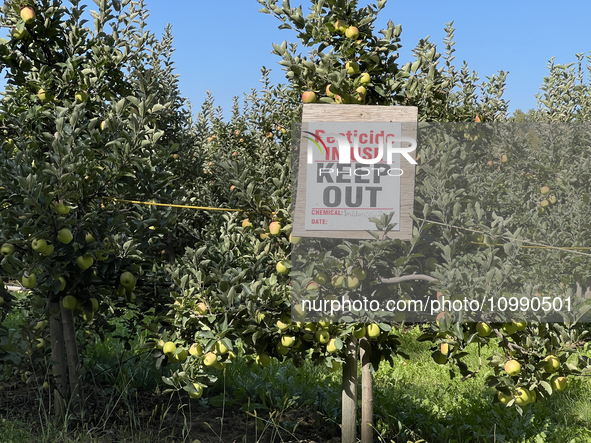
[292,104,418,240]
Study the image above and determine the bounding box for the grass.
[3,309,591,442]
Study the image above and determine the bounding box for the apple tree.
[0,0,194,420]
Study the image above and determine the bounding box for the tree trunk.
[49,301,68,421]
[341,336,358,443]
[360,337,374,443]
[60,304,83,415]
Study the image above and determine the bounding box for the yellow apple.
[289,234,302,245]
[346,61,360,75]
[276,320,290,331]
[75,91,88,103]
[195,302,208,315]
[367,323,381,338]
[550,375,566,391]
[189,343,203,356]
[163,341,176,355]
[276,261,289,274]
[358,73,370,84]
[502,321,518,335]
[326,338,339,353]
[504,359,521,376]
[37,88,53,102]
[276,343,289,355]
[242,218,252,228]
[541,186,550,195]
[85,233,96,243]
[281,335,296,347]
[543,355,560,373]
[334,19,347,33]
[215,341,229,355]
[302,91,317,103]
[440,343,449,355]
[346,275,360,290]
[497,390,511,405]
[188,383,203,399]
[20,7,36,24]
[514,387,530,405]
[203,352,217,366]
[345,26,359,39]
[326,84,337,97]
[269,221,282,235]
[12,27,29,40]
[476,322,492,337]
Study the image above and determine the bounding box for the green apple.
[550,375,566,391]
[120,271,136,289]
[315,329,330,344]
[502,321,518,335]
[31,238,47,252]
[1,243,15,256]
[82,311,94,322]
[345,26,359,39]
[314,272,329,285]
[90,298,99,312]
[37,338,46,348]
[367,323,381,338]
[497,390,512,405]
[57,228,73,244]
[85,233,96,243]
[43,381,50,390]
[302,91,317,103]
[213,361,226,371]
[543,355,560,373]
[20,7,36,24]
[35,320,46,331]
[352,325,366,339]
[334,19,347,33]
[540,199,549,208]
[62,295,77,310]
[22,273,36,289]
[328,360,341,372]
[53,201,70,215]
[58,276,66,291]
[276,261,289,274]
[504,359,521,376]
[256,353,271,368]
[326,338,339,353]
[276,343,289,355]
[176,349,188,363]
[188,383,203,399]
[269,221,281,235]
[352,267,367,281]
[76,254,94,270]
[97,251,109,261]
[0,296,4,306]
[41,244,54,256]
[306,281,319,291]
[476,322,492,337]
[346,61,360,75]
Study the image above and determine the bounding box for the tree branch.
[381,273,438,284]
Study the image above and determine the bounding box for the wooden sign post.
[293,104,418,239]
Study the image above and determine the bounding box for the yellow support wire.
[102,197,246,213]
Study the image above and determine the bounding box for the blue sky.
[138,0,589,117]
[3,1,590,117]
